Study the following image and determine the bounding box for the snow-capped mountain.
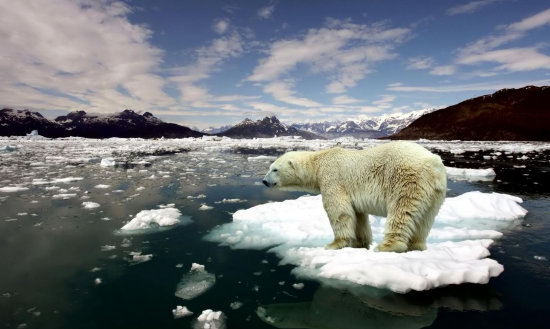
[202,124,232,135]
[219,116,321,140]
[291,108,435,139]
[0,108,204,138]
[54,109,203,138]
[0,108,67,137]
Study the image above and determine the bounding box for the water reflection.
[258,283,501,329]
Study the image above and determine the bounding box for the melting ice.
[174,263,216,300]
[206,191,527,293]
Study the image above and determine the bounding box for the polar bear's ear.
[288,160,295,169]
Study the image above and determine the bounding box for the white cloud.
[446,0,499,15]
[263,81,322,107]
[258,4,275,19]
[430,65,457,76]
[0,0,175,112]
[406,56,435,70]
[169,32,244,106]
[386,79,550,93]
[213,19,230,34]
[247,19,410,94]
[372,95,396,109]
[332,95,362,105]
[456,8,550,72]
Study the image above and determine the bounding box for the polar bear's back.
[318,141,446,216]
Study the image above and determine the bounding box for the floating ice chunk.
[230,301,243,310]
[205,191,527,293]
[2,145,18,152]
[187,194,206,199]
[175,263,216,300]
[215,198,247,204]
[82,201,100,209]
[193,309,226,329]
[94,184,111,189]
[0,186,29,193]
[128,251,153,264]
[100,158,116,167]
[199,204,213,211]
[94,278,102,285]
[292,283,304,290]
[247,155,277,161]
[172,305,193,319]
[100,245,116,251]
[445,167,496,182]
[120,205,190,233]
[53,193,77,199]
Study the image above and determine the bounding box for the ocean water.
[0,137,549,329]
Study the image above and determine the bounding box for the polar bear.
[262,141,447,252]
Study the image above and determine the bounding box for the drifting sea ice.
[175,263,216,300]
[119,204,191,233]
[206,191,527,293]
[172,305,193,319]
[445,167,496,182]
[0,186,29,193]
[193,309,226,329]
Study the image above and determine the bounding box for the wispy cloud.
[248,18,410,98]
[0,0,174,112]
[258,4,276,19]
[387,79,550,93]
[457,8,550,72]
[213,18,230,34]
[263,81,321,107]
[446,0,499,16]
[406,56,435,70]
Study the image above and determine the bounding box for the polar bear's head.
[262,152,300,189]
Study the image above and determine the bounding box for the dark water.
[1,138,549,329]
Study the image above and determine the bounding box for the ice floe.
[119,204,190,233]
[82,201,100,209]
[193,309,226,329]
[0,186,29,193]
[446,167,496,182]
[206,191,527,293]
[172,305,193,319]
[175,263,216,300]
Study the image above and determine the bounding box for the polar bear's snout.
[263,170,278,188]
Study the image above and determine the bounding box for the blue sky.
[1,0,550,129]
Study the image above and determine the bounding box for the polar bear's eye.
[273,168,278,172]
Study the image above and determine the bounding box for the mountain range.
[2,85,549,140]
[0,109,203,138]
[290,108,434,139]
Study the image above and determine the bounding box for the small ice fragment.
[292,283,304,290]
[52,193,77,199]
[193,309,226,329]
[445,167,496,182]
[0,186,29,193]
[100,245,116,251]
[172,305,193,319]
[94,184,111,189]
[100,158,116,167]
[230,301,243,310]
[199,204,213,211]
[90,267,102,272]
[94,278,102,285]
[174,263,216,300]
[534,255,547,261]
[136,186,145,191]
[187,194,206,199]
[82,201,100,209]
[101,217,111,221]
[129,251,153,264]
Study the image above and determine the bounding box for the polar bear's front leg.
[322,193,357,250]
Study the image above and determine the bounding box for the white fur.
[263,141,447,252]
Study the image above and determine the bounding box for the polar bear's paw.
[325,238,353,250]
[376,240,408,253]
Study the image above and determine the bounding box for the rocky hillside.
[219,116,321,139]
[0,109,67,137]
[389,86,550,141]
